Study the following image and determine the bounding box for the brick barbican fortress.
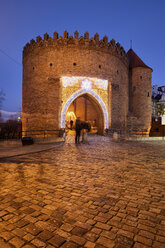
[22,31,152,137]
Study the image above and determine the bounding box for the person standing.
[70,120,73,130]
[75,117,81,144]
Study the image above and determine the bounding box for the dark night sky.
[0,0,165,112]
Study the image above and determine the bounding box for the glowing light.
[62,77,78,87]
[61,88,108,129]
[61,76,108,90]
[81,79,92,89]
[66,111,76,119]
[94,79,108,90]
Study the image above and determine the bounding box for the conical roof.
[127,49,152,70]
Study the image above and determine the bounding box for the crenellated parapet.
[23,31,128,65]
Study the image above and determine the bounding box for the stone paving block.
[0,231,14,241]
[157,229,165,237]
[137,223,156,234]
[94,216,108,223]
[85,241,96,248]
[47,245,57,248]
[134,242,150,248]
[117,229,134,239]
[16,219,30,228]
[61,223,73,232]
[96,236,115,248]
[95,222,110,231]
[116,234,134,247]
[84,231,99,242]
[152,241,165,248]
[35,220,50,229]
[60,241,79,248]
[138,219,156,228]
[107,219,122,229]
[22,244,36,248]
[9,236,25,248]
[91,228,102,234]
[71,226,88,236]
[115,244,132,248]
[138,229,155,240]
[4,224,15,231]
[31,238,47,247]
[75,221,92,230]
[23,233,34,242]
[48,234,66,247]
[122,224,138,234]
[156,235,165,243]
[95,245,106,248]
[37,230,54,241]
[24,215,37,223]
[0,237,13,248]
[23,223,42,235]
[86,219,97,226]
[101,230,116,240]
[134,234,152,246]
[2,214,14,221]
[12,227,26,237]
[0,210,8,217]
[55,229,71,239]
[70,235,86,245]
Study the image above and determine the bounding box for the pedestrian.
[75,117,81,144]
[70,120,73,130]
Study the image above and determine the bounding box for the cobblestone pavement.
[0,135,165,248]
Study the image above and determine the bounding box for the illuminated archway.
[61,89,108,129]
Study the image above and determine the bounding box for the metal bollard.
[82,130,88,143]
[113,132,118,141]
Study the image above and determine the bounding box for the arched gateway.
[22,31,152,138]
[61,88,109,132]
[60,76,109,135]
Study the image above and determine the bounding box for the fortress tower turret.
[22,31,152,138]
[127,49,153,135]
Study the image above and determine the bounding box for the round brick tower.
[127,49,153,135]
[22,31,152,138]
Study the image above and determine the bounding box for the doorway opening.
[65,93,105,134]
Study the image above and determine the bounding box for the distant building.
[0,110,22,123]
[152,85,165,117]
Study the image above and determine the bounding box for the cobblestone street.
[0,135,165,248]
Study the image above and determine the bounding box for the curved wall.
[22,32,129,135]
[131,67,152,131]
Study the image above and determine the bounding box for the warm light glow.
[62,76,108,90]
[62,77,78,87]
[66,111,76,119]
[61,88,108,129]
[81,79,92,89]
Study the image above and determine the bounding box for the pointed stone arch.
[61,89,109,130]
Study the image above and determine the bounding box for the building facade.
[152,85,165,117]
[22,31,152,137]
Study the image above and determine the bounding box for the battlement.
[23,31,128,65]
